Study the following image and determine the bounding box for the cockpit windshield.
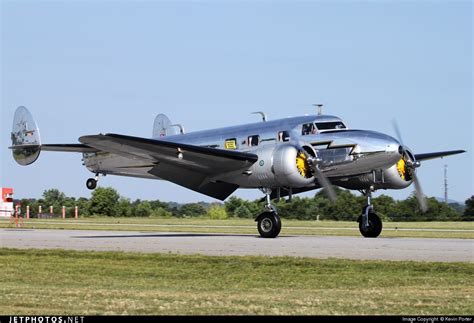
[315,122,346,131]
[302,123,317,135]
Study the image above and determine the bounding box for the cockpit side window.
[302,123,317,136]
[315,122,347,131]
[248,135,260,147]
[278,131,290,142]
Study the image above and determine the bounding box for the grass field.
[0,248,472,315]
[1,217,473,239]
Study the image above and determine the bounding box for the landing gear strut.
[358,187,382,238]
[86,173,100,190]
[255,188,281,238]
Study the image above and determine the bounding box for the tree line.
[16,187,474,221]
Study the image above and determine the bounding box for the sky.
[1,1,472,204]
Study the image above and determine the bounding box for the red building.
[0,188,14,217]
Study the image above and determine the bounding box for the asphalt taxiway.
[1,228,472,262]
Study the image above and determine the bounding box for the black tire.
[257,212,282,238]
[86,178,97,190]
[359,213,382,238]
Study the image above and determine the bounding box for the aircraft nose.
[359,131,401,154]
[353,131,404,166]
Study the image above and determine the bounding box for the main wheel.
[86,178,97,190]
[257,212,282,238]
[359,212,382,238]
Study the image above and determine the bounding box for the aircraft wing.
[415,150,466,162]
[79,133,258,200]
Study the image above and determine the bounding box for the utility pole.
[444,164,448,204]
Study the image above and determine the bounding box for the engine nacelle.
[273,143,316,187]
[243,143,316,188]
[380,160,414,189]
[334,158,413,190]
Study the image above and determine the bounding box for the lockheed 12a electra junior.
[10,106,465,238]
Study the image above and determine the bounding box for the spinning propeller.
[392,121,428,213]
[290,130,337,202]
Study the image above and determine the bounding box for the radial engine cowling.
[380,158,414,189]
[335,157,414,190]
[248,143,316,188]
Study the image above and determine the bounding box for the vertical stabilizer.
[152,114,179,138]
[10,106,42,165]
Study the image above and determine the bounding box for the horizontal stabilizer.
[10,106,100,165]
[41,144,99,153]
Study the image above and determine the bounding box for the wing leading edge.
[79,133,258,200]
[415,150,466,162]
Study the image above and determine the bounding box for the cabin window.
[278,131,290,142]
[315,122,346,130]
[248,135,260,147]
[224,138,237,150]
[302,123,317,136]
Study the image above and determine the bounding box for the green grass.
[1,217,473,239]
[0,248,472,315]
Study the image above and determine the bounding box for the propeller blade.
[413,172,428,213]
[289,129,337,202]
[392,119,404,145]
[314,167,337,202]
[392,119,427,211]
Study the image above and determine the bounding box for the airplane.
[9,106,465,238]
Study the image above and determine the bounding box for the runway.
[1,228,472,262]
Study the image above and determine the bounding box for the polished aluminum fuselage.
[83,114,403,190]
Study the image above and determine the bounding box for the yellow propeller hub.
[397,158,406,181]
[296,151,311,179]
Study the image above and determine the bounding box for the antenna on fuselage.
[251,111,267,122]
[313,104,324,116]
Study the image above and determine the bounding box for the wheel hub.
[260,218,273,233]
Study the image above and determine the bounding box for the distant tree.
[150,207,172,218]
[424,197,460,221]
[42,189,67,214]
[328,190,362,221]
[150,200,171,212]
[449,202,465,215]
[116,197,132,217]
[207,205,228,219]
[463,196,474,221]
[15,187,471,221]
[234,204,252,218]
[180,203,207,217]
[373,195,397,221]
[225,196,245,215]
[42,188,66,205]
[392,193,460,221]
[89,187,120,216]
[225,196,260,218]
[134,201,153,217]
[168,206,182,217]
[278,197,317,220]
[75,197,91,217]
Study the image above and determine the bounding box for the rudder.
[152,113,179,138]
[10,106,42,165]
